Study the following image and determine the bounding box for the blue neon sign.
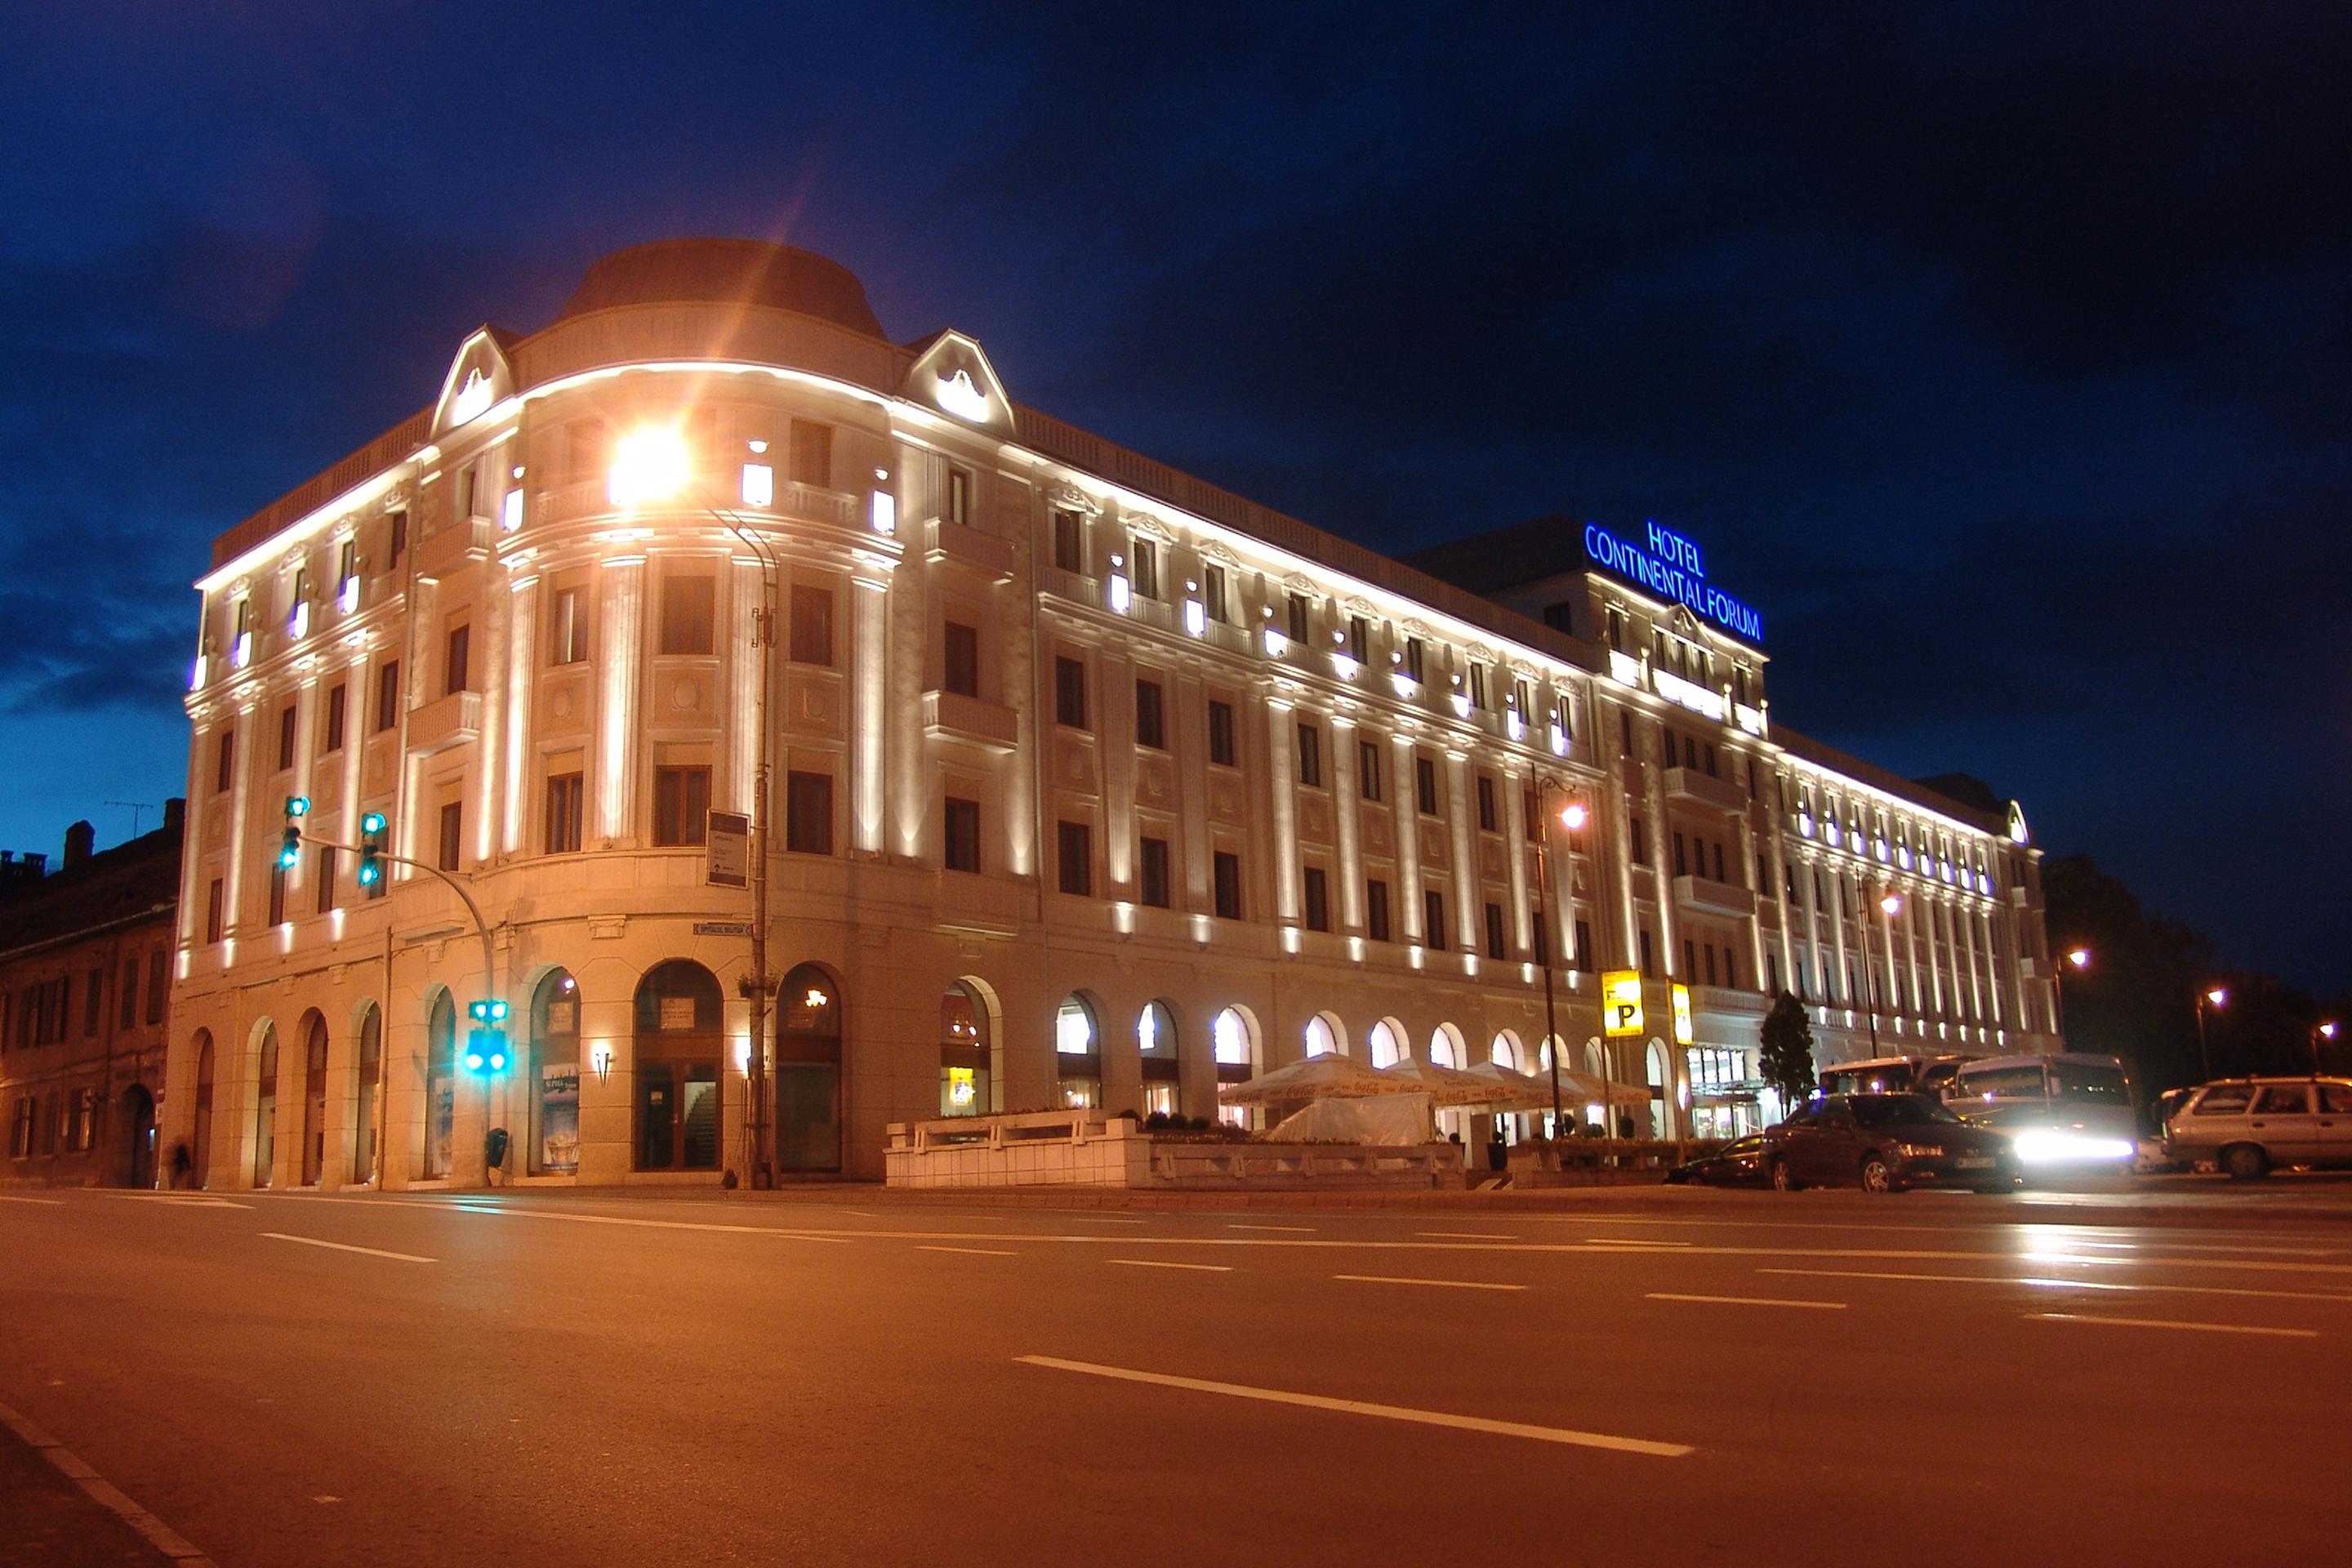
[1582,520,1763,644]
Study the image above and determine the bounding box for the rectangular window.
[1296,722,1322,787]
[1136,679,1166,749]
[1522,789,1539,843]
[661,575,715,656]
[1703,942,1717,986]
[438,800,463,871]
[1484,902,1507,960]
[652,767,711,848]
[1203,563,1227,621]
[82,969,103,1037]
[1414,755,1437,816]
[1129,537,1159,599]
[214,728,234,794]
[206,879,225,943]
[1207,700,1236,766]
[1347,614,1369,661]
[551,586,586,664]
[1358,741,1382,801]
[1630,817,1648,866]
[947,468,972,528]
[1674,831,1688,877]
[1054,657,1088,729]
[1057,821,1093,896]
[1423,889,1447,950]
[1575,919,1594,973]
[387,510,408,568]
[274,703,296,771]
[314,846,337,915]
[265,864,287,927]
[1640,929,1655,977]
[785,771,833,854]
[944,796,981,873]
[1303,867,1330,933]
[1713,841,1726,883]
[1619,710,1633,757]
[1213,851,1242,920]
[144,950,165,1026]
[1723,946,1739,990]
[1404,637,1425,682]
[1366,880,1391,942]
[1469,663,1489,710]
[1140,836,1171,908]
[1685,938,1699,982]
[546,772,584,853]
[787,419,832,487]
[1285,592,1309,643]
[1053,509,1084,572]
[119,957,138,1031]
[790,584,834,666]
[445,623,471,694]
[322,683,346,753]
[376,662,401,732]
[1476,775,1497,833]
[944,621,980,697]
[566,418,607,483]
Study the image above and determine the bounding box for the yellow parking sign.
[1601,969,1645,1037]
[1670,983,1694,1045]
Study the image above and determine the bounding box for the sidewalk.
[0,1416,189,1568]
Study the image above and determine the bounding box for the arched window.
[940,982,990,1116]
[1303,1013,1341,1058]
[1490,1031,1521,1071]
[1211,1006,1259,1126]
[352,1007,381,1185]
[635,961,723,1173]
[1367,1019,1404,1069]
[1138,1001,1179,1117]
[531,971,581,1173]
[1055,994,1100,1108]
[424,994,457,1178]
[252,1023,279,1188]
[775,963,842,1174]
[1428,1024,1464,1070]
[300,1011,328,1186]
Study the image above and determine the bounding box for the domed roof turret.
[557,238,885,339]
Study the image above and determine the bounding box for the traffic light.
[465,999,510,1073]
[278,795,309,869]
[358,811,386,891]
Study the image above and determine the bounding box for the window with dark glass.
[118,956,137,1030]
[551,586,586,664]
[1619,709,1633,756]
[1285,592,1309,643]
[438,800,463,871]
[1053,508,1084,572]
[785,771,833,854]
[788,420,832,487]
[653,767,710,848]
[1476,776,1497,832]
[1140,836,1171,908]
[445,623,470,694]
[387,510,408,568]
[566,418,606,483]
[275,704,296,771]
[660,574,715,656]
[1366,879,1390,941]
[1057,821,1092,896]
[206,879,224,943]
[214,728,234,794]
[947,467,971,527]
[1713,841,1726,882]
[1405,637,1424,682]
[1303,867,1330,932]
[944,796,981,872]
[944,621,979,697]
[1213,851,1241,919]
[1054,657,1088,728]
[1469,664,1488,710]
[790,584,834,666]
[1296,722,1321,786]
[1575,919,1593,972]
[1484,902,1506,960]
[1347,614,1369,660]
[1630,817,1648,866]
[1674,831,1688,877]
[1685,938,1700,982]
[1202,563,1227,621]
[1129,537,1159,599]
[1207,700,1236,766]
[323,683,346,753]
[1136,678,1165,749]
[314,847,337,915]
[1640,929,1655,977]
[1414,755,1437,816]
[1358,740,1382,801]
[546,772,584,853]
[1423,889,1446,950]
[376,662,400,732]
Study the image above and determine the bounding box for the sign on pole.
[1601,969,1646,1037]
[706,810,750,888]
[1670,983,1694,1045]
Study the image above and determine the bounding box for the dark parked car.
[1664,1134,1772,1187]
[1765,1094,2020,1194]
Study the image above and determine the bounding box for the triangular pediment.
[433,327,517,435]
[902,329,1013,435]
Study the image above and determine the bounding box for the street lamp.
[2194,987,2227,1082]
[1530,782,1600,1159]
[612,425,777,1189]
[2314,1020,2338,1076]
[1855,889,1900,1052]
[2054,945,2091,1039]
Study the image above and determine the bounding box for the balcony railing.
[924,689,1019,752]
[1664,766,1746,813]
[1673,873,1757,920]
[406,688,482,755]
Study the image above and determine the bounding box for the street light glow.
[608,426,691,507]
[2322,1022,2339,1040]
[2066,947,2091,969]
[2206,987,2227,1007]
[1878,893,1901,916]
[1560,800,1588,831]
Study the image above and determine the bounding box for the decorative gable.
[903,330,1013,436]
[433,328,517,435]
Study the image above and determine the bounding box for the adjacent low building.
[161,238,2056,1190]
[2,807,184,1187]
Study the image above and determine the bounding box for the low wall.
[884,1111,1456,1190]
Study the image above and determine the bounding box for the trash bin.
[485,1125,510,1172]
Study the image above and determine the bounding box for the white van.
[1947,1052,2137,1169]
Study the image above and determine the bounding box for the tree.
[1758,990,1816,1112]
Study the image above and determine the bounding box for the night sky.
[2,3,2345,985]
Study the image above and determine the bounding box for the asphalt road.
[5,1183,2350,1567]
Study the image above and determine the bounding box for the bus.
[1945,1052,2137,1169]
[1816,1054,1975,1099]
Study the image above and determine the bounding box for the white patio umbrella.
[1460,1060,1566,1111]
[1376,1058,1510,1107]
[1217,1053,1425,1106]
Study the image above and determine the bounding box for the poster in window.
[540,1067,580,1170]
[546,999,577,1032]
[659,996,698,1031]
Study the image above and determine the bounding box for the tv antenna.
[105,800,159,835]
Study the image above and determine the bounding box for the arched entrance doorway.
[191,1031,215,1188]
[1212,1006,1259,1129]
[775,964,841,1173]
[1054,994,1101,1107]
[300,1011,328,1186]
[353,1005,381,1184]
[1138,1001,1180,1117]
[530,971,581,1173]
[634,961,722,1172]
[939,982,990,1116]
[424,993,457,1178]
[252,1023,279,1188]
[116,1083,155,1188]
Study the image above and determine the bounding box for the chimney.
[163,797,186,836]
[64,820,96,869]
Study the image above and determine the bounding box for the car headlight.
[1895,1143,1943,1159]
[2011,1129,2136,1165]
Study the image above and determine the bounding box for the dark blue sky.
[2,2,2345,985]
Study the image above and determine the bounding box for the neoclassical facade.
[162,238,2055,1188]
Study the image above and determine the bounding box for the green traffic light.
[361,812,386,835]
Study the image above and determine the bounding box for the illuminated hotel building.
[161,239,2056,1189]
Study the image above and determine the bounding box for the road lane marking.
[1760,1266,2352,1305]
[919,1245,1018,1257]
[1062,1215,1149,1225]
[449,1205,858,1241]
[260,1232,436,1263]
[1108,1258,1232,1272]
[1018,1355,1693,1457]
[1586,1237,1692,1246]
[2029,1312,2318,1339]
[105,1193,253,1209]
[1334,1274,1526,1292]
[1229,1223,1316,1232]
[0,1194,65,1205]
[1415,1230,1517,1240]
[1647,1292,1846,1310]
[0,1396,219,1567]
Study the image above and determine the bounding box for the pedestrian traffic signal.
[464,999,510,1073]
[358,812,386,889]
[278,795,309,869]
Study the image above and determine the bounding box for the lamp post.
[2054,946,2091,1040]
[612,427,777,1189]
[2314,1020,2337,1076]
[1530,781,1588,1149]
[1856,889,1900,1053]
[2194,987,2226,1082]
